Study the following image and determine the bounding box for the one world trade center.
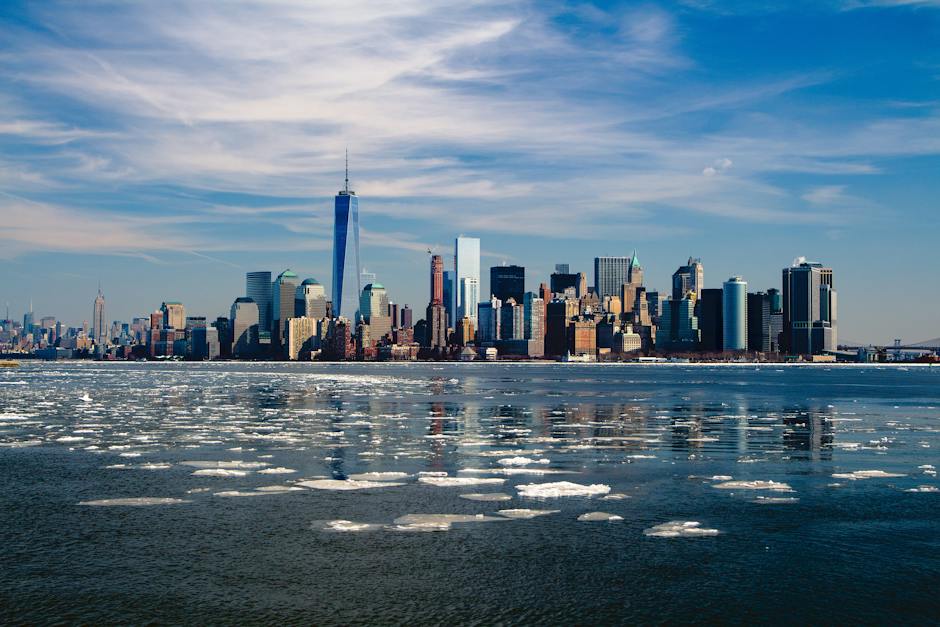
[331,153,361,320]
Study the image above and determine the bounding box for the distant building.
[672,257,704,300]
[477,296,501,343]
[430,255,445,304]
[246,271,273,332]
[698,288,723,352]
[332,160,361,320]
[456,316,475,347]
[425,303,448,350]
[656,295,699,352]
[443,270,455,327]
[455,236,481,326]
[287,317,319,360]
[360,283,391,342]
[722,277,747,351]
[499,298,524,340]
[400,305,413,329]
[92,287,106,342]
[594,256,630,298]
[568,318,597,356]
[550,270,579,296]
[491,264,525,304]
[230,297,260,358]
[782,261,837,355]
[747,292,772,353]
[545,298,579,357]
[161,301,185,330]
[273,269,299,351]
[296,278,328,319]
[523,292,544,343]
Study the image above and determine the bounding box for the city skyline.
[1,1,939,344]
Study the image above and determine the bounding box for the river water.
[1,362,938,624]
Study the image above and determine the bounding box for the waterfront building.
[400,305,413,329]
[455,236,481,326]
[230,297,259,358]
[246,271,273,332]
[672,258,704,300]
[273,269,299,351]
[523,292,544,342]
[332,156,361,320]
[647,290,662,322]
[614,325,643,354]
[698,288,723,352]
[545,298,579,357]
[499,298,524,340]
[212,317,232,359]
[443,270,455,327]
[656,294,699,352]
[568,318,597,356]
[92,287,106,342]
[287,317,319,360]
[491,264,525,304]
[456,316,475,347]
[722,277,748,351]
[296,278,327,319]
[747,292,772,353]
[425,303,448,350]
[782,261,837,355]
[360,283,391,341]
[768,288,783,353]
[161,302,185,330]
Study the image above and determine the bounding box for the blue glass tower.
[331,153,361,320]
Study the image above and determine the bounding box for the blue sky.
[1,0,938,344]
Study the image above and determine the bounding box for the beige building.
[287,317,319,360]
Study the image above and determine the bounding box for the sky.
[1,0,938,345]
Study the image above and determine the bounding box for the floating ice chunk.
[752,496,799,504]
[904,485,938,493]
[497,456,550,466]
[710,475,733,481]
[79,393,92,403]
[831,470,905,480]
[181,460,269,470]
[447,378,459,384]
[712,480,793,492]
[257,467,297,474]
[317,520,381,532]
[459,493,513,502]
[460,467,574,476]
[516,481,611,498]
[497,508,560,519]
[0,440,42,448]
[601,493,630,500]
[347,472,410,481]
[390,521,452,532]
[56,436,85,442]
[418,471,448,477]
[213,491,270,497]
[78,497,190,506]
[393,513,505,526]
[191,469,249,477]
[418,476,505,487]
[297,479,405,490]
[643,521,719,538]
[577,512,623,522]
[255,485,305,492]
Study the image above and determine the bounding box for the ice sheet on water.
[181,460,269,469]
[192,469,249,477]
[257,467,297,474]
[497,456,550,466]
[643,521,720,538]
[601,493,630,500]
[516,481,611,498]
[577,512,623,522]
[418,476,505,487]
[831,470,906,480]
[712,480,793,492]
[297,479,405,490]
[752,496,799,504]
[314,520,382,532]
[347,472,411,481]
[904,485,938,493]
[78,497,190,506]
[459,467,574,476]
[497,508,560,519]
[393,513,505,526]
[459,493,513,502]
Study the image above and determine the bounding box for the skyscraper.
[594,257,630,298]
[230,297,259,357]
[430,255,444,305]
[332,154,361,320]
[443,270,455,327]
[477,295,501,343]
[273,269,299,350]
[490,264,525,304]
[246,271,273,332]
[455,236,480,326]
[672,257,704,300]
[747,292,773,353]
[400,305,413,329]
[161,302,185,330]
[92,287,106,342]
[722,277,747,351]
[296,278,327,319]
[782,261,837,355]
[698,288,723,352]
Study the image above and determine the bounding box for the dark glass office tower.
[698,288,723,352]
[490,264,525,303]
[332,155,361,320]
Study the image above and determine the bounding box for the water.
[1,362,938,624]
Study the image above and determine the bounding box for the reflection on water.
[0,362,938,624]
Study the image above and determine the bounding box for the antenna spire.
[344,148,349,193]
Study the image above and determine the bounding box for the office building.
[287,317,319,360]
[550,269,579,295]
[246,271,273,332]
[161,302,185,330]
[545,298,579,357]
[782,261,837,355]
[230,297,259,358]
[672,257,704,300]
[360,283,391,341]
[722,277,747,351]
[296,278,327,319]
[443,270,455,327]
[747,292,773,354]
[595,257,630,298]
[491,264,525,304]
[430,254,444,304]
[477,296,501,343]
[568,318,597,356]
[499,298,524,340]
[656,295,699,352]
[92,287,106,342]
[425,303,448,350]
[698,288,723,352]
[523,292,544,342]
[332,156,361,320]
[455,236,481,326]
[273,269,299,349]
[387,302,399,330]
[400,305,413,329]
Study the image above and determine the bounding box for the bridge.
[839,338,940,353]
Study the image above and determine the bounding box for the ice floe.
[831,470,905,480]
[78,497,190,506]
[712,480,793,492]
[257,467,297,474]
[904,485,938,493]
[418,476,505,487]
[391,513,505,532]
[516,481,611,498]
[315,520,381,532]
[297,479,405,490]
[497,456,550,466]
[459,493,513,502]
[577,512,623,522]
[192,469,249,477]
[347,471,410,481]
[643,521,719,537]
[496,508,559,519]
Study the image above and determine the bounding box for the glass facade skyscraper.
[782,262,837,355]
[722,277,747,351]
[490,264,524,304]
[594,256,630,298]
[246,271,273,332]
[454,236,480,326]
[332,164,361,320]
